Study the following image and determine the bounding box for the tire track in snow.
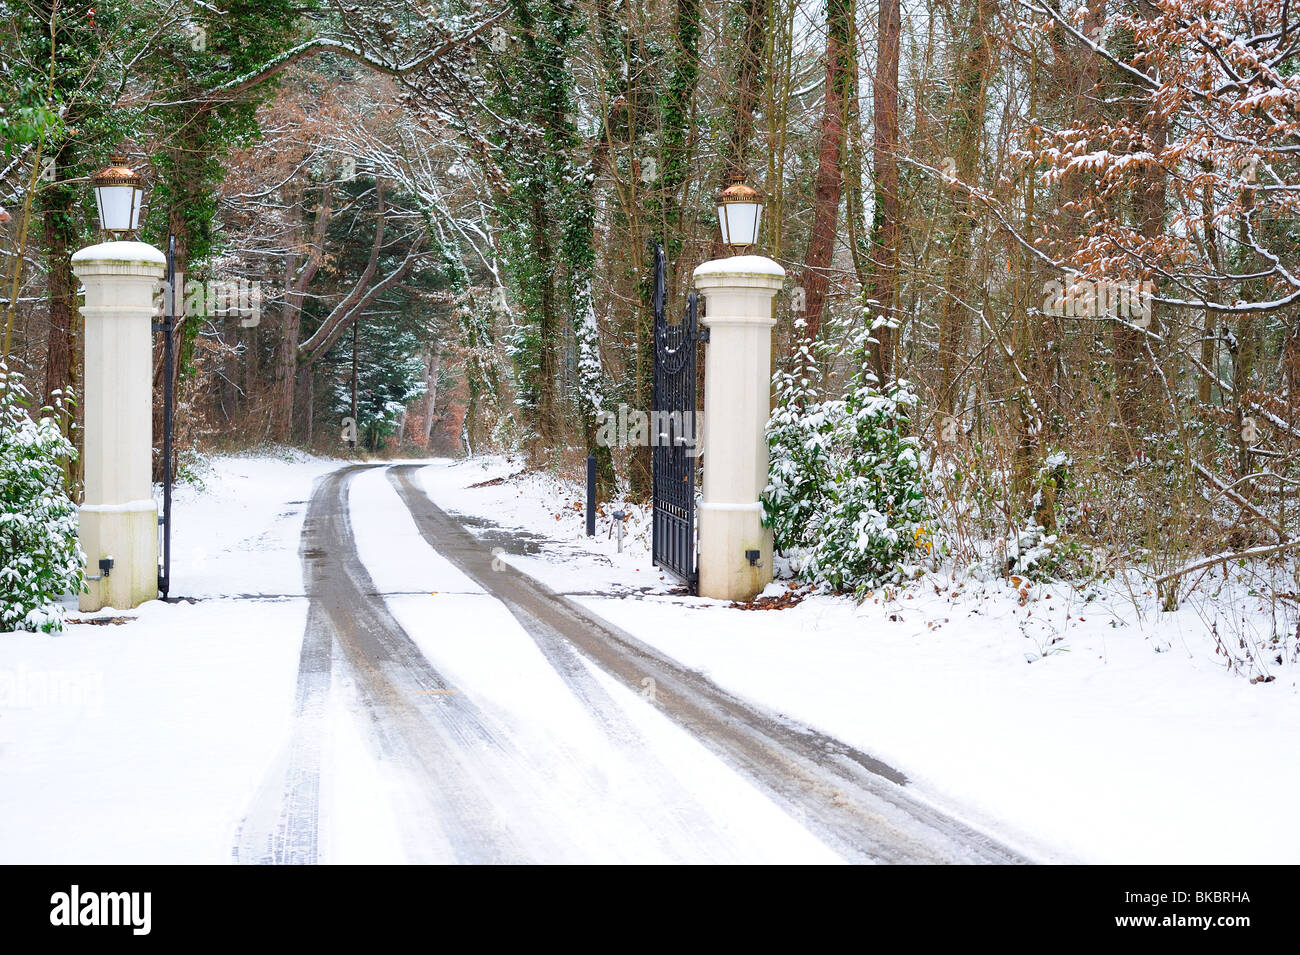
[241,466,575,863]
[232,599,331,864]
[383,468,743,845]
[389,464,1032,864]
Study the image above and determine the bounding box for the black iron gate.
[650,240,700,591]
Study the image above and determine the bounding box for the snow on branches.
[0,369,85,633]
[1024,0,1300,312]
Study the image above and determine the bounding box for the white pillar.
[693,254,785,602]
[71,241,165,611]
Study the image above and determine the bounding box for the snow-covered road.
[231,463,1022,863]
[0,454,1025,863]
[8,452,1295,863]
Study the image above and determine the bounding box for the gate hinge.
[697,326,710,343]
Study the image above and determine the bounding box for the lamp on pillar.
[72,151,165,611]
[90,154,145,239]
[693,168,784,602]
[716,170,764,255]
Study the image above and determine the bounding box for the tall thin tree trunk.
[936,0,995,413]
[798,0,853,344]
[39,143,78,414]
[866,0,901,382]
[630,0,702,498]
[1199,174,1220,408]
[303,365,314,447]
[532,194,562,446]
[721,0,769,188]
[152,108,212,481]
[350,319,359,448]
[1115,0,1166,444]
[276,248,302,442]
[422,347,442,444]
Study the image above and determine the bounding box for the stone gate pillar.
[692,255,785,602]
[71,241,165,611]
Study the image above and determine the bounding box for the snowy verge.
[0,449,340,862]
[164,448,343,598]
[420,455,1300,864]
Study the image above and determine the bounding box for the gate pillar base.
[692,255,784,603]
[698,502,772,603]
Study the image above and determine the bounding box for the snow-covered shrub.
[764,334,831,554]
[999,451,1091,581]
[0,368,85,633]
[1005,520,1059,580]
[764,319,929,594]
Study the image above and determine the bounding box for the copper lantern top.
[90,154,142,188]
[717,169,761,205]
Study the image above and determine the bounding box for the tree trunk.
[39,144,79,415]
[275,248,302,442]
[422,347,442,445]
[798,0,853,344]
[630,0,702,499]
[720,0,769,188]
[866,0,901,382]
[275,190,333,441]
[531,193,562,447]
[152,106,216,481]
[1199,174,1220,407]
[1115,0,1166,444]
[936,0,996,413]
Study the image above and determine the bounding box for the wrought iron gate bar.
[650,240,698,592]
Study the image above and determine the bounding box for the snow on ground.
[0,452,837,863]
[0,450,338,863]
[5,449,1296,863]
[166,449,342,599]
[0,599,305,862]
[349,465,484,596]
[353,468,838,863]
[420,455,1300,864]
[418,455,672,596]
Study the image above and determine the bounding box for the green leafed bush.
[0,367,85,633]
[764,320,929,595]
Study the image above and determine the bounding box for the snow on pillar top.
[693,254,786,287]
[693,255,785,327]
[71,240,166,274]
